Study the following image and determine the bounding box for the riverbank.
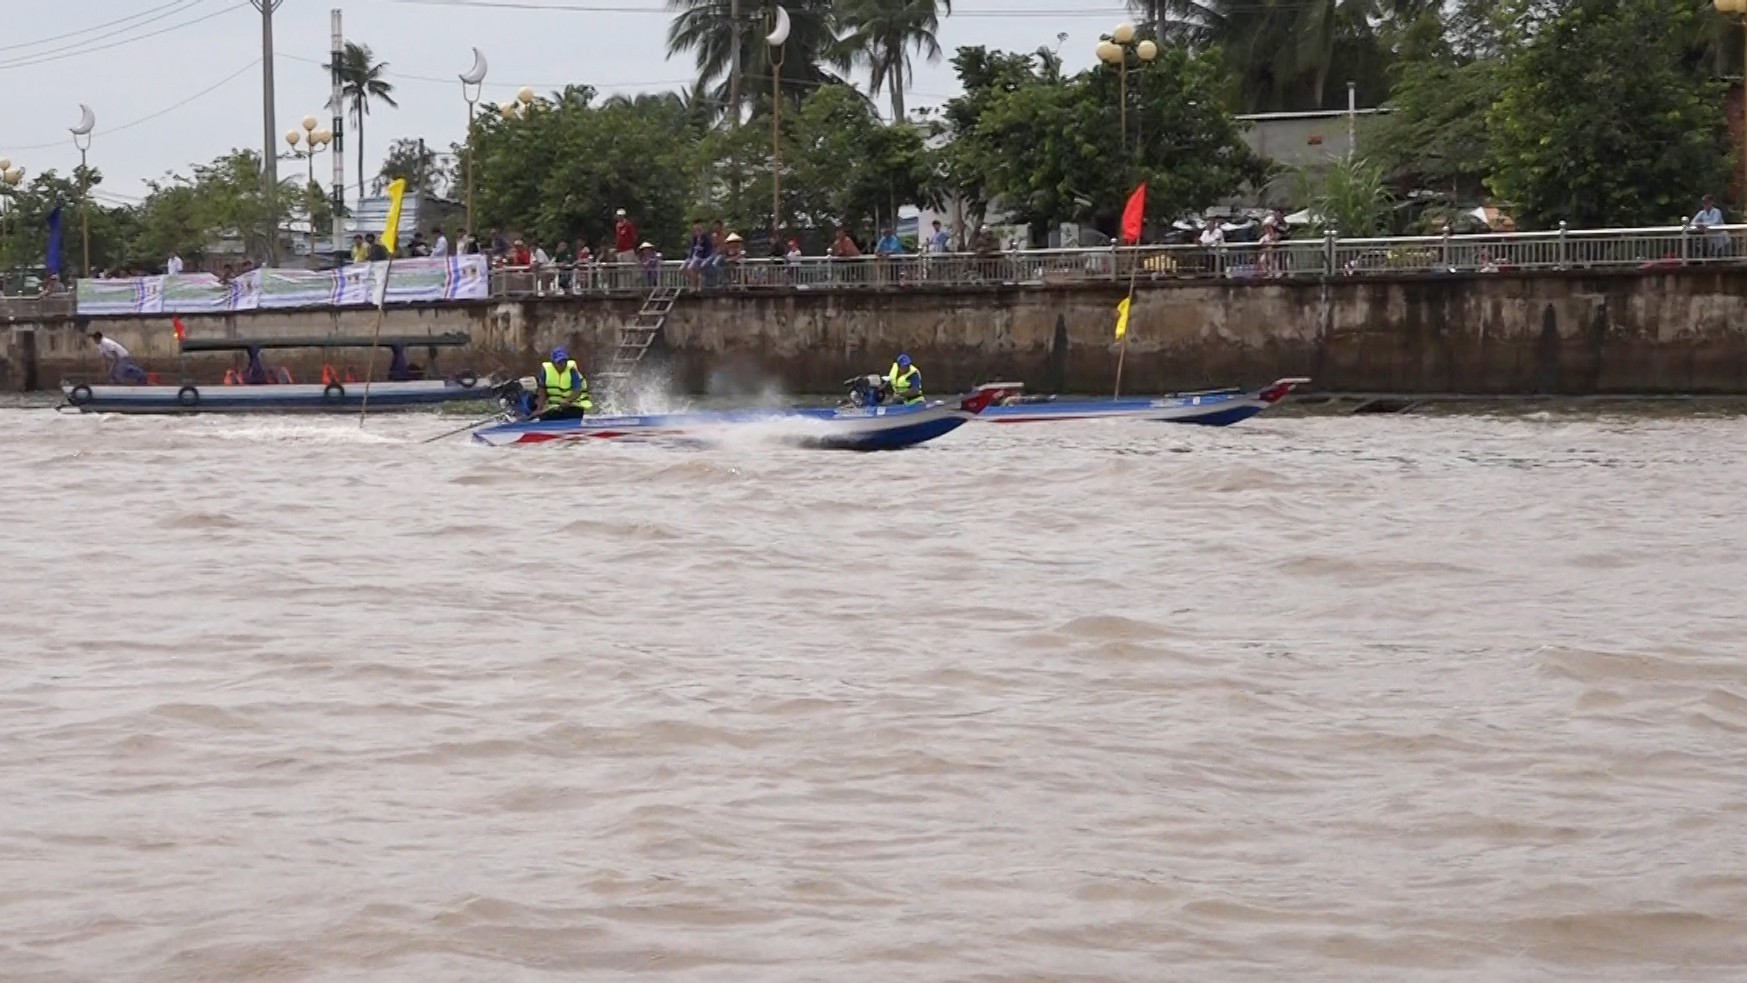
[8,265,1747,395]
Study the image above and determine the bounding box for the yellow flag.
[1114,295,1131,340]
[380,178,408,255]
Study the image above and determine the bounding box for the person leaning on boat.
[535,348,593,420]
[886,354,923,404]
[89,330,147,384]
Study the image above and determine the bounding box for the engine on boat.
[493,377,538,419]
[841,374,895,408]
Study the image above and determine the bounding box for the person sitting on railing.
[874,227,904,285]
[683,220,716,290]
[829,226,862,284]
[552,240,575,294]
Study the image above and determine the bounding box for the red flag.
[1120,183,1147,245]
[172,317,187,343]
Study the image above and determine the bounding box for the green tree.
[666,0,848,117]
[468,89,702,252]
[786,84,940,232]
[951,43,1264,241]
[1487,0,1729,228]
[325,42,399,200]
[1294,155,1393,234]
[939,46,1049,239]
[379,138,446,197]
[0,169,138,276]
[1363,9,1502,199]
[839,0,952,121]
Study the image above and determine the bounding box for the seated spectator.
[682,220,715,288]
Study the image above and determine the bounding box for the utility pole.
[729,0,742,124]
[251,0,283,266]
[331,9,346,256]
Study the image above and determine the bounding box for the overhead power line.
[0,0,246,72]
[0,0,199,54]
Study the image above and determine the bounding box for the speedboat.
[979,377,1310,425]
[471,382,1022,449]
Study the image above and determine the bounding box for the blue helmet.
[897,353,912,368]
[551,347,568,363]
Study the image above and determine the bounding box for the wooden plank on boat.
[178,333,472,352]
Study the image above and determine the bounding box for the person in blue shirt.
[875,227,903,256]
[886,353,922,404]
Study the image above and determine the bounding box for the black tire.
[69,384,93,405]
[323,383,345,404]
[176,385,199,408]
[457,371,478,388]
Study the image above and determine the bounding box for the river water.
[2,406,1744,982]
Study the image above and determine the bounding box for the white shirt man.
[1199,221,1225,248]
[166,252,184,275]
[431,230,449,257]
[1693,195,1728,256]
[90,331,145,384]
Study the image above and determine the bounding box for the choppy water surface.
[2,407,1745,982]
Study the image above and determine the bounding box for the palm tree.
[325,42,399,198]
[839,0,951,121]
[666,0,849,119]
[1146,0,1392,111]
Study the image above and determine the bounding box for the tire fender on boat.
[323,382,345,404]
[69,384,93,406]
[457,371,478,388]
[176,385,200,408]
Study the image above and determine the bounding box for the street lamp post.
[768,5,791,232]
[1095,24,1157,157]
[460,48,488,236]
[287,116,333,262]
[69,104,95,277]
[1718,0,1747,210]
[0,160,23,272]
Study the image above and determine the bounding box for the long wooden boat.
[471,383,1022,449]
[978,377,1310,425]
[60,333,495,414]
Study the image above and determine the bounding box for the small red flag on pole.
[1120,183,1147,245]
[172,317,187,343]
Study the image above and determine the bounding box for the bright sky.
[1,0,1135,205]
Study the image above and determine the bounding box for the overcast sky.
[2,0,1135,205]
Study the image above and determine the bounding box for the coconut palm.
[666,0,849,119]
[325,42,399,197]
[839,0,951,121]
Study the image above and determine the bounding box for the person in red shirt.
[511,239,532,267]
[612,209,638,262]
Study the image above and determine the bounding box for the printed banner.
[76,255,490,316]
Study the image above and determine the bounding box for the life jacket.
[887,362,922,403]
[540,360,592,409]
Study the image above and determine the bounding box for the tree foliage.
[943,42,1265,241]
[839,0,952,121]
[1486,0,1729,228]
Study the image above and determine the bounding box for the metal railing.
[481,223,1747,298]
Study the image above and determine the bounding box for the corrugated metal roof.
[348,193,430,240]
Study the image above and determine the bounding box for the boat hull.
[472,386,1019,450]
[60,379,495,414]
[980,377,1310,426]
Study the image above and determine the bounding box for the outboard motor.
[493,377,538,419]
[842,374,893,408]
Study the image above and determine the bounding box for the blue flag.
[45,204,64,277]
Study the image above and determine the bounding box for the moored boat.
[979,377,1310,426]
[471,383,1022,449]
[60,333,496,414]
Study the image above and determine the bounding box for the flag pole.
[357,257,391,427]
[1114,266,1135,399]
[358,178,407,428]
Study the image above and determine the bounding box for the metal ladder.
[596,286,681,388]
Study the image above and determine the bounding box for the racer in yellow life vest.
[536,347,593,419]
[886,353,922,404]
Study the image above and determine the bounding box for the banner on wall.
[74,256,491,316]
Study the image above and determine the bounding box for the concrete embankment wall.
[7,268,1747,394]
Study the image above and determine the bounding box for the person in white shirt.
[1692,194,1728,257]
[90,330,147,384]
[1198,218,1225,248]
[430,227,449,257]
[166,252,184,276]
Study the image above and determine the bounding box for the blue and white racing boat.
[471,382,1022,449]
[979,377,1310,426]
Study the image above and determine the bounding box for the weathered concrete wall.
[8,268,1747,394]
